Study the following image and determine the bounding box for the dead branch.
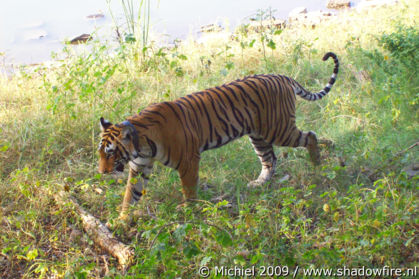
[365,141,419,180]
[54,191,133,270]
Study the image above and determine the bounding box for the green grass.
[1,1,418,278]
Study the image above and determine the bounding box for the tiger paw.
[176,199,195,210]
[247,179,266,188]
[176,202,188,211]
[310,153,321,166]
[318,138,335,148]
[106,212,131,230]
[105,218,129,232]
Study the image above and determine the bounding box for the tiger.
[98,52,339,220]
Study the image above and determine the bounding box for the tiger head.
[97,117,139,174]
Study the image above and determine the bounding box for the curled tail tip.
[322,52,337,61]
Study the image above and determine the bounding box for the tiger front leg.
[178,158,200,203]
[119,160,154,221]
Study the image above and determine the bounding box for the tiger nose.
[98,167,108,174]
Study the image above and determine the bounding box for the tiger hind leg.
[277,129,320,165]
[248,136,277,187]
[301,131,320,165]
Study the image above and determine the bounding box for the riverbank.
[0,0,396,78]
[0,0,382,69]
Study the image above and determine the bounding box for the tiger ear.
[121,126,139,151]
[100,117,112,131]
[121,126,131,140]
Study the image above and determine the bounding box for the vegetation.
[1,1,418,277]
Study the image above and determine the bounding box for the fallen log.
[54,191,133,270]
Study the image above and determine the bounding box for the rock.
[288,10,335,28]
[327,0,351,9]
[357,0,399,10]
[199,24,223,33]
[69,34,92,44]
[288,7,308,20]
[69,226,83,243]
[403,163,419,179]
[279,174,290,183]
[246,19,286,33]
[22,29,48,41]
[86,13,105,20]
[348,64,371,82]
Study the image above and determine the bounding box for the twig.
[392,141,418,161]
[102,255,109,275]
[366,141,418,179]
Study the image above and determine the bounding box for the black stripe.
[243,80,264,108]
[163,146,171,166]
[180,96,200,131]
[142,109,168,123]
[140,172,150,180]
[206,93,230,135]
[187,94,204,116]
[185,94,205,141]
[162,102,189,147]
[128,121,150,129]
[294,131,302,147]
[276,119,290,145]
[258,77,275,139]
[174,101,194,146]
[219,85,240,102]
[175,160,181,170]
[206,89,227,109]
[132,188,143,200]
[143,116,161,125]
[145,137,157,157]
[194,92,214,144]
[243,107,254,132]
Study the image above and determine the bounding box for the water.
[0,0,357,65]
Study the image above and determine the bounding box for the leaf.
[169,60,178,69]
[267,40,276,50]
[215,230,232,247]
[0,144,9,152]
[124,33,136,43]
[26,249,38,260]
[217,200,229,207]
[183,242,200,258]
[405,237,415,247]
[178,54,188,60]
[326,171,336,180]
[200,256,212,266]
[175,67,184,77]
[225,61,234,70]
[249,39,256,48]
